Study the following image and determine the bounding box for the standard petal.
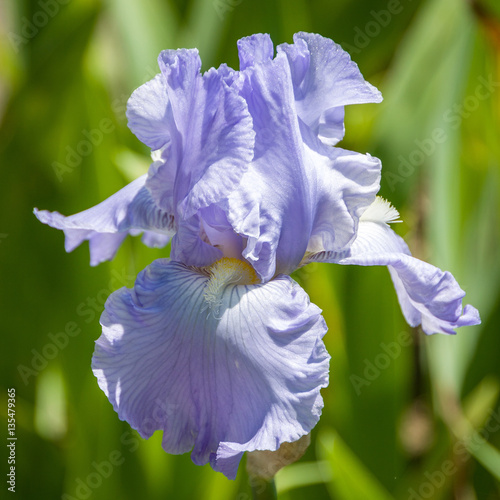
[92,259,329,479]
[237,33,274,70]
[278,32,382,145]
[307,220,480,335]
[300,122,381,256]
[169,215,223,267]
[226,52,314,281]
[226,53,381,282]
[126,74,171,150]
[146,50,254,220]
[34,174,174,265]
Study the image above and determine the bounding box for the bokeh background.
[1,0,500,498]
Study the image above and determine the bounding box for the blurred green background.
[1,0,499,498]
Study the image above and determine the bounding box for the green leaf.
[275,461,330,494]
[317,429,395,500]
[106,0,179,86]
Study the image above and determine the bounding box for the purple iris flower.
[35,32,480,479]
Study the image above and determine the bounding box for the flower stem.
[250,477,277,500]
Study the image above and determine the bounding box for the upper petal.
[34,174,174,266]
[146,50,255,220]
[92,259,329,479]
[307,218,480,335]
[237,33,274,70]
[225,52,314,281]
[278,32,382,145]
[300,121,381,257]
[169,214,223,267]
[126,74,172,150]
[225,52,381,281]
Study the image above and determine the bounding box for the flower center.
[203,258,259,314]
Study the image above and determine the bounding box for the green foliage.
[1,0,499,498]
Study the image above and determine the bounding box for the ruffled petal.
[278,32,382,145]
[226,52,381,281]
[170,215,223,267]
[226,52,313,281]
[300,121,381,256]
[34,174,174,266]
[126,74,171,150]
[237,33,274,69]
[146,50,254,220]
[92,259,329,479]
[307,220,480,335]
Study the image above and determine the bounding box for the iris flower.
[35,33,480,479]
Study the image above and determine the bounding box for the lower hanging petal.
[92,259,329,479]
[306,219,480,335]
[34,173,175,265]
